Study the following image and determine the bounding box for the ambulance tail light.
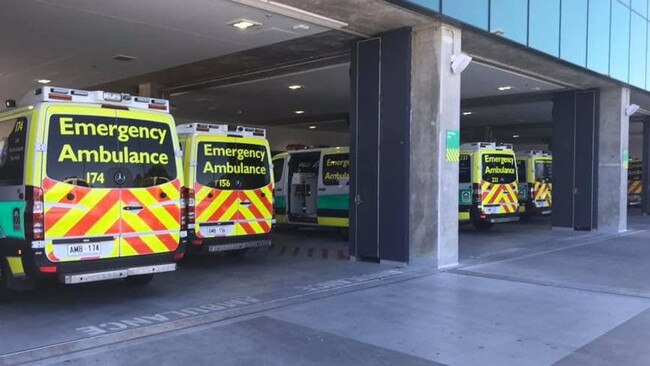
[181,188,195,230]
[25,186,45,240]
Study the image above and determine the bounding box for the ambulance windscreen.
[197,141,270,190]
[534,161,552,183]
[46,115,177,188]
[481,153,517,184]
[629,162,642,182]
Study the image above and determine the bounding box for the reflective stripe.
[7,257,25,276]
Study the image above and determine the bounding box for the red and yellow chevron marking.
[120,179,181,257]
[629,180,643,195]
[42,178,181,262]
[43,178,121,262]
[534,182,553,203]
[194,182,273,238]
[480,181,519,214]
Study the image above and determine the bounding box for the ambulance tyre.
[125,274,154,286]
[228,249,249,258]
[473,221,493,231]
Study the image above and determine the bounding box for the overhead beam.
[461,91,559,109]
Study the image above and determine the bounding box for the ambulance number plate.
[201,223,235,237]
[67,243,101,257]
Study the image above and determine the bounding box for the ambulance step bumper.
[208,239,271,253]
[61,263,177,284]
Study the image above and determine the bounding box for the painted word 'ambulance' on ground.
[458,142,520,230]
[516,151,553,217]
[177,123,273,256]
[0,86,186,292]
[273,146,350,229]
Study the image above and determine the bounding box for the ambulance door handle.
[240,201,252,206]
[124,205,144,211]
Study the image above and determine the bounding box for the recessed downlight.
[512,134,520,138]
[309,125,317,129]
[498,86,513,91]
[288,85,304,90]
[294,110,305,115]
[36,79,51,84]
[230,19,262,30]
[462,111,473,116]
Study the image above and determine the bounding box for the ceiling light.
[309,125,317,129]
[462,111,473,116]
[512,134,520,138]
[292,24,310,31]
[288,85,303,90]
[498,86,513,91]
[36,79,51,84]
[294,110,305,115]
[230,19,262,30]
[451,53,472,74]
[626,104,640,116]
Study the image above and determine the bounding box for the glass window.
[273,158,284,183]
[517,160,527,184]
[610,2,631,82]
[529,0,561,57]
[442,0,489,30]
[407,0,439,12]
[560,0,588,66]
[630,13,647,88]
[459,154,471,183]
[629,161,642,181]
[0,118,27,186]
[196,141,270,190]
[322,153,350,186]
[47,115,177,188]
[632,0,647,17]
[490,0,528,45]
[481,153,517,184]
[587,0,612,74]
[534,161,553,183]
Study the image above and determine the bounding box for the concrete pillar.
[409,23,461,267]
[597,87,630,232]
[138,83,164,98]
[643,121,650,214]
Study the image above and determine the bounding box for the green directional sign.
[459,189,472,204]
[446,129,460,163]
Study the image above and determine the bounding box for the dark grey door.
[573,91,598,230]
[352,38,380,258]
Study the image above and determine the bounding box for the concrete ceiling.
[0,0,329,102]
[170,60,563,129]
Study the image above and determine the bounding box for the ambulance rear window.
[0,118,27,186]
[535,161,552,183]
[46,115,177,188]
[322,153,349,186]
[629,162,642,181]
[481,153,517,184]
[517,160,527,183]
[196,141,270,190]
[273,158,284,183]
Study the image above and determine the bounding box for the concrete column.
[597,87,630,232]
[643,121,650,214]
[138,83,164,98]
[409,23,461,267]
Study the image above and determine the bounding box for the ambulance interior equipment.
[516,150,553,217]
[177,123,273,256]
[459,142,520,231]
[0,86,185,292]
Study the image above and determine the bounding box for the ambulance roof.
[6,86,170,113]
[516,150,552,159]
[460,142,513,152]
[176,123,266,138]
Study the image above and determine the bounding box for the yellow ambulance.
[516,151,552,217]
[0,86,185,292]
[177,123,273,256]
[628,158,642,206]
[458,142,520,230]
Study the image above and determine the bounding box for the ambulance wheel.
[125,274,154,286]
[228,249,249,258]
[473,221,493,231]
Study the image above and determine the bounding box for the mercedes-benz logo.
[114,171,126,185]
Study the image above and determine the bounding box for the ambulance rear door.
[317,149,350,227]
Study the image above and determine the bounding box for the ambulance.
[0,86,185,292]
[458,142,520,230]
[177,123,273,256]
[273,147,349,228]
[628,158,643,206]
[516,151,553,217]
